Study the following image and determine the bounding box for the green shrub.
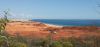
[50,41,63,47]
[62,42,73,47]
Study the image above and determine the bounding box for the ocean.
[32,19,100,26]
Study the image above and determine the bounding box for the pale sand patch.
[44,23,63,28]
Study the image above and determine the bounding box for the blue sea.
[32,19,100,26]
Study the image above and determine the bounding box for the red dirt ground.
[5,21,100,40]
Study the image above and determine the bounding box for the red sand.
[5,21,100,39]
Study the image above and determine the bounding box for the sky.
[0,0,100,19]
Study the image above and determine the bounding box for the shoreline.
[9,20,100,27]
[43,23,63,28]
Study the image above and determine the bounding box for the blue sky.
[0,0,100,19]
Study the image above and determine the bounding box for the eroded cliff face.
[5,21,100,40]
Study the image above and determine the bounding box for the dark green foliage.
[57,36,100,47]
[50,41,62,47]
[62,42,73,47]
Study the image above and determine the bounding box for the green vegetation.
[0,10,28,47]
